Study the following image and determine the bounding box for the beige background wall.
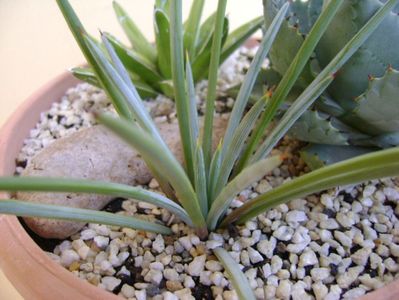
[0,1,262,298]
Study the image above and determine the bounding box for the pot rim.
[0,71,119,300]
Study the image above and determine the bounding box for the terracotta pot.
[0,71,398,300]
[0,72,119,300]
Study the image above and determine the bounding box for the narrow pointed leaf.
[84,35,165,147]
[71,67,158,98]
[186,58,200,154]
[251,75,335,162]
[207,155,282,230]
[194,145,208,217]
[98,114,206,230]
[207,143,222,204]
[0,177,191,225]
[238,0,344,170]
[113,1,157,63]
[154,9,172,78]
[105,33,162,88]
[220,16,263,63]
[0,199,171,235]
[71,67,101,88]
[184,0,205,59]
[170,0,195,181]
[83,35,134,121]
[222,147,399,226]
[202,0,228,168]
[251,0,399,163]
[56,0,95,68]
[213,247,256,300]
[195,12,216,56]
[214,95,268,198]
[221,3,289,165]
[192,16,229,81]
[155,0,170,13]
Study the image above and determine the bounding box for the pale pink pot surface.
[0,71,119,300]
[0,71,396,299]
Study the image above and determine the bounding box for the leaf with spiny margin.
[263,0,309,87]
[308,0,324,29]
[300,144,374,170]
[315,0,399,110]
[250,0,398,164]
[154,9,172,79]
[351,68,399,135]
[192,16,229,81]
[289,110,349,145]
[105,33,163,89]
[368,131,399,148]
[113,1,157,63]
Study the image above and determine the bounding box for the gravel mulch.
[15,47,399,300]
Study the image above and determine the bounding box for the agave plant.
[251,0,399,168]
[70,0,263,98]
[1,0,399,298]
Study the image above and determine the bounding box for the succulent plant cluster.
[260,0,399,167]
[72,0,263,98]
[0,1,399,298]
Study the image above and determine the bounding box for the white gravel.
[16,46,399,299]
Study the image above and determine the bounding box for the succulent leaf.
[105,33,163,89]
[113,1,157,63]
[154,9,172,79]
[192,16,229,81]
[316,0,399,110]
[300,144,374,169]
[289,110,349,145]
[264,0,306,81]
[350,67,399,135]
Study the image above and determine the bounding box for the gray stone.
[19,118,227,238]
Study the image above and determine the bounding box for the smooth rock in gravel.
[101,276,121,291]
[19,118,227,238]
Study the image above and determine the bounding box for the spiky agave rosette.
[253,0,399,168]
